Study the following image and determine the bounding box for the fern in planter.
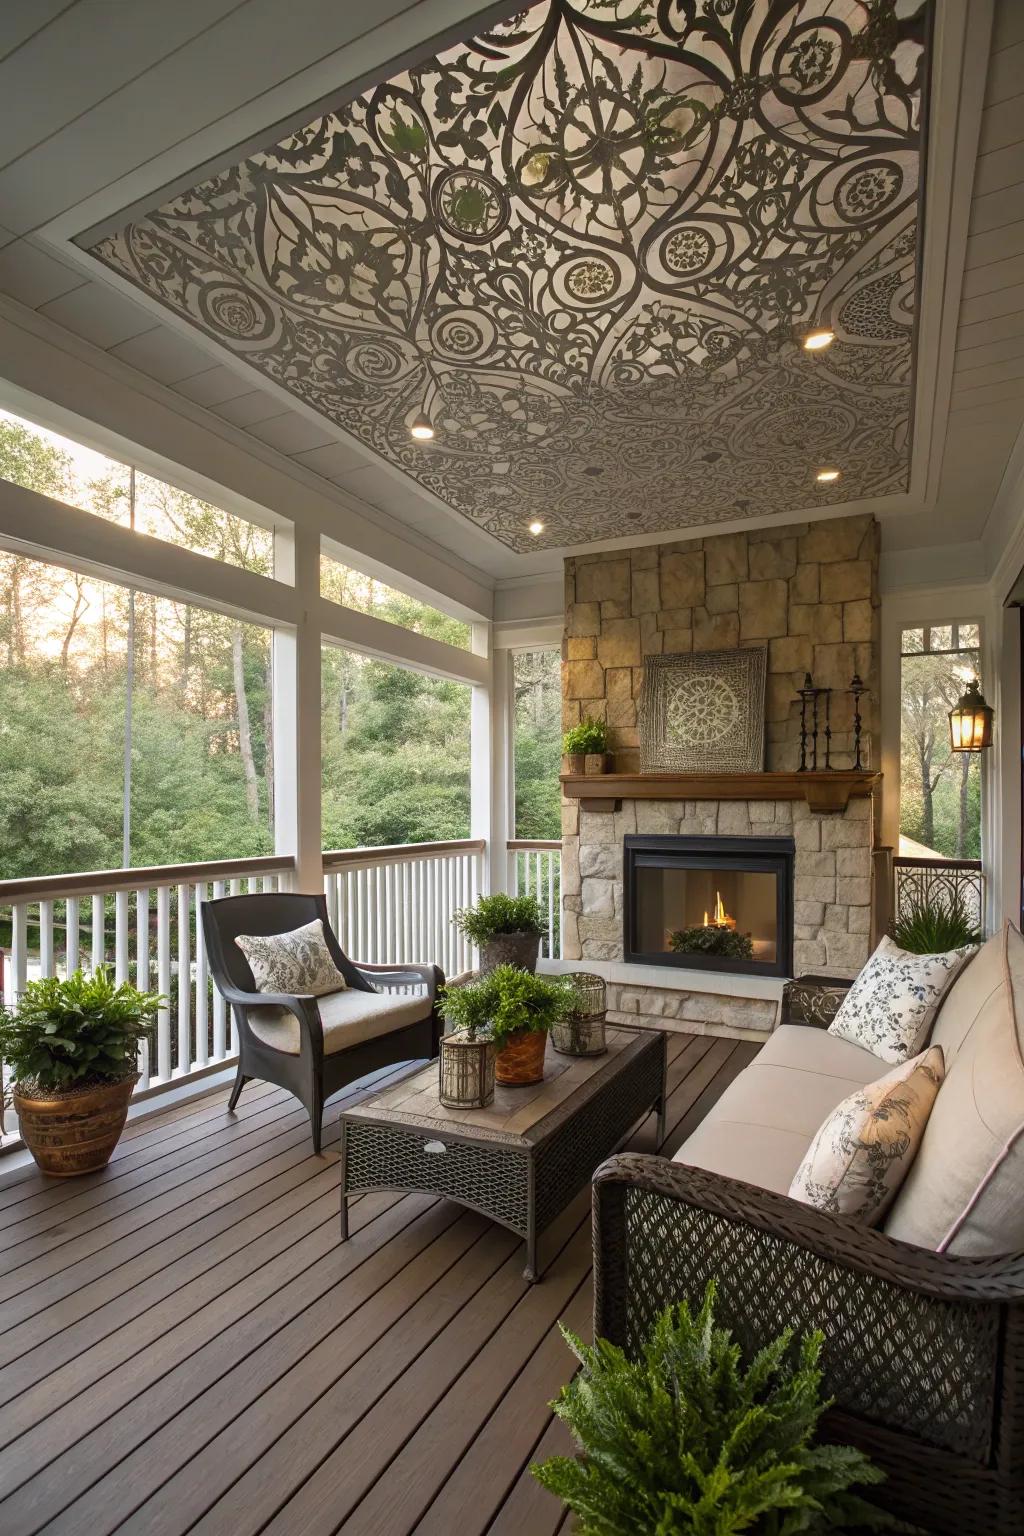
[532,1282,890,1534]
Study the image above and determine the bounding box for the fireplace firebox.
[623,835,794,978]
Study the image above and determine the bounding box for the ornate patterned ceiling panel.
[86,0,928,552]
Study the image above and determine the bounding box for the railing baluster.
[11,905,28,999]
[39,899,55,979]
[195,883,209,1069]
[136,888,151,1089]
[92,893,105,971]
[114,890,130,986]
[212,879,227,1058]
[156,885,172,1082]
[66,895,80,976]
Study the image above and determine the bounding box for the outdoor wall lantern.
[948,678,994,752]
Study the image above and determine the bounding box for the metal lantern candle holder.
[551,972,607,1058]
[439,1032,497,1109]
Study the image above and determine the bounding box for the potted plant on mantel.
[0,968,162,1177]
[452,892,546,973]
[563,716,612,776]
[441,964,570,1090]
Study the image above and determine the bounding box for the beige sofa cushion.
[672,1025,881,1195]
[929,925,1004,1069]
[789,1047,944,1223]
[248,988,427,1056]
[885,923,1024,1256]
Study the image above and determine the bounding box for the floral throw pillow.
[827,934,975,1063]
[235,918,346,997]
[789,1046,945,1223]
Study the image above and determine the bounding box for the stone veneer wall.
[560,514,880,1018]
[562,795,873,980]
[562,512,880,774]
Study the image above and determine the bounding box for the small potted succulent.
[551,972,607,1058]
[452,892,546,973]
[562,716,612,775]
[0,967,161,1177]
[437,980,497,1109]
[442,965,570,1088]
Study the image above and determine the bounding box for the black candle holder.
[794,673,832,771]
[849,673,867,770]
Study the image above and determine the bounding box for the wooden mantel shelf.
[561,770,881,816]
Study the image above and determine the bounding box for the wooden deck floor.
[0,1029,758,1536]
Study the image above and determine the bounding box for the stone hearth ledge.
[540,958,782,1042]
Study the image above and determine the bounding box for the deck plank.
[0,1025,761,1536]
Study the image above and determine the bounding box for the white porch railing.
[0,855,293,1147]
[509,840,562,959]
[323,839,485,983]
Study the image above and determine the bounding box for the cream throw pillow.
[235,918,346,996]
[789,1046,944,1223]
[827,934,975,1063]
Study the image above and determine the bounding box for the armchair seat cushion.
[672,1026,882,1195]
[248,988,427,1056]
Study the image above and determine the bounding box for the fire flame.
[703,891,736,931]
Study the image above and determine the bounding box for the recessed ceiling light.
[815,468,840,483]
[803,329,835,351]
[529,520,544,535]
[409,412,434,441]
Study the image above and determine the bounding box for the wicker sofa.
[593,926,1024,1535]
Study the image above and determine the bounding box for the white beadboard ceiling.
[0,0,1019,587]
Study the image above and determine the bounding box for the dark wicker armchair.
[592,1153,1024,1536]
[202,892,442,1152]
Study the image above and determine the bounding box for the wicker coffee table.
[339,1026,667,1281]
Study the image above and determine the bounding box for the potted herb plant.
[443,964,569,1087]
[437,978,497,1108]
[533,1280,890,1533]
[0,967,162,1177]
[452,892,546,973]
[562,716,612,775]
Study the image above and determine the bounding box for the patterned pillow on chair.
[789,1046,945,1223]
[235,918,347,996]
[827,935,975,1063]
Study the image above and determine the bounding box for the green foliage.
[440,964,569,1052]
[892,896,981,954]
[669,926,755,961]
[0,967,162,1093]
[532,1282,890,1535]
[452,892,545,944]
[899,647,982,860]
[563,716,609,756]
[514,649,561,840]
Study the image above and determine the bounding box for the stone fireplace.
[624,833,795,979]
[559,514,880,1040]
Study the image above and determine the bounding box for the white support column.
[273,523,323,893]
[471,624,513,896]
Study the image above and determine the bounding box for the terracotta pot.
[480,931,541,974]
[495,1028,548,1086]
[584,752,613,775]
[563,752,585,776]
[13,1075,138,1177]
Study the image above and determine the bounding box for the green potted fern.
[533,1281,891,1533]
[892,894,981,954]
[0,967,162,1177]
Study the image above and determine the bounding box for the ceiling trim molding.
[906,0,994,512]
[0,292,495,619]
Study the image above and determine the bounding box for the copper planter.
[13,1075,138,1177]
[495,1028,547,1086]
